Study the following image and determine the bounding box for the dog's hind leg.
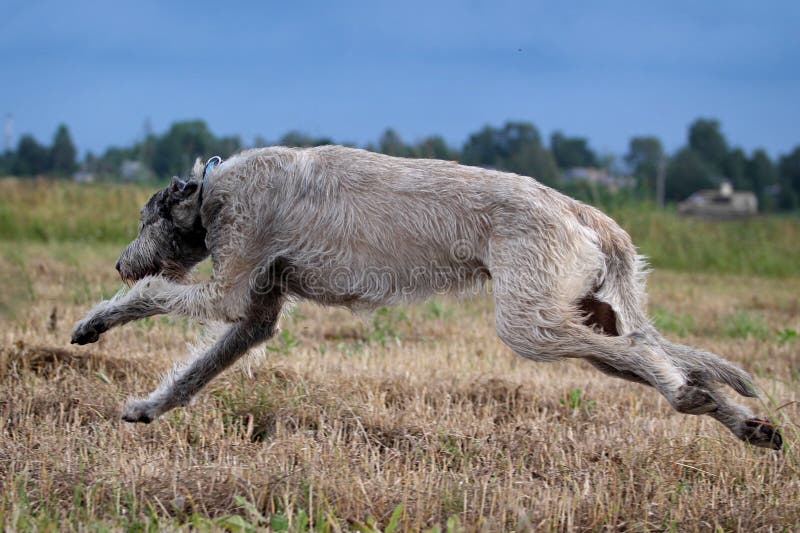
[586,290,780,448]
[658,339,757,398]
[487,242,692,411]
[655,338,781,449]
[706,397,782,450]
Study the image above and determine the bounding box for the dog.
[71,145,781,449]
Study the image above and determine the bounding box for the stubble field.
[0,181,798,531]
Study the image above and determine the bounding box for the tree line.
[1,118,799,210]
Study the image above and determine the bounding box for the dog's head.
[115,176,209,283]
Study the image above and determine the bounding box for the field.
[0,180,799,531]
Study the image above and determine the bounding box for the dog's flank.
[71,145,781,450]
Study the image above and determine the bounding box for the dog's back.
[200,145,612,306]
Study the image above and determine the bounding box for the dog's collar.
[198,156,222,207]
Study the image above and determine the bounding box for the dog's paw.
[70,317,108,345]
[738,418,782,450]
[121,398,163,424]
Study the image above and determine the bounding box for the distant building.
[119,160,153,182]
[73,169,96,183]
[560,167,634,191]
[678,181,757,218]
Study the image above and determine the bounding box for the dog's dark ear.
[168,177,199,200]
[165,177,202,228]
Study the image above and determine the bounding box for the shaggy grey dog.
[71,145,781,449]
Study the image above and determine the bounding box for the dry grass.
[1,243,798,531]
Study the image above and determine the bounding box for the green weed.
[652,307,695,337]
[351,503,404,533]
[425,300,452,320]
[370,307,409,346]
[266,328,302,356]
[721,311,770,340]
[560,388,596,411]
[776,328,798,344]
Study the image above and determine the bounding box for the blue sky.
[1,0,798,159]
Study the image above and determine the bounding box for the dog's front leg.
[70,277,231,345]
[121,292,282,423]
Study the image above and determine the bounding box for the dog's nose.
[115,260,121,273]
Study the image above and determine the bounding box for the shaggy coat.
[71,145,781,449]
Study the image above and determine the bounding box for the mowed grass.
[0,241,799,531]
[0,179,799,530]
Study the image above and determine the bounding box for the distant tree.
[212,135,243,157]
[462,122,557,184]
[688,118,728,172]
[722,147,749,190]
[462,121,542,167]
[747,149,777,209]
[461,125,504,168]
[550,131,597,169]
[152,120,216,177]
[493,122,543,161]
[665,148,716,201]
[279,131,311,147]
[279,130,332,148]
[50,124,77,177]
[414,135,457,160]
[94,145,136,177]
[12,135,50,176]
[625,136,663,195]
[597,152,617,171]
[136,133,157,171]
[504,142,559,185]
[378,128,411,157]
[778,146,800,209]
[0,150,13,175]
[83,150,97,170]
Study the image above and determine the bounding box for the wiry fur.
[71,145,781,449]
